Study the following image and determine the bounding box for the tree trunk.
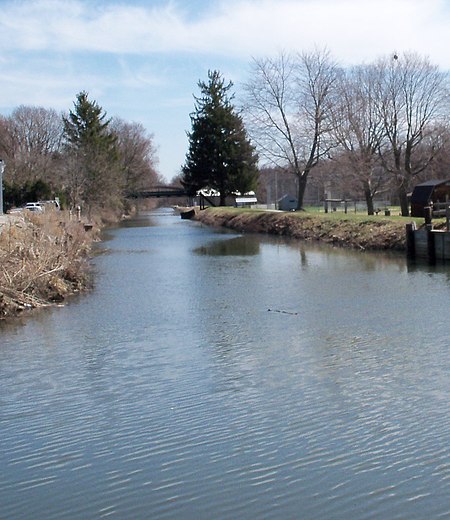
[296,175,308,210]
[364,184,374,215]
[398,184,409,216]
[219,177,226,206]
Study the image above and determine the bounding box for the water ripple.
[1,212,449,519]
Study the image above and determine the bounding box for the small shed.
[410,179,450,217]
[278,195,298,211]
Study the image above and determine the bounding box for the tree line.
[182,50,450,216]
[0,92,160,214]
[2,50,448,218]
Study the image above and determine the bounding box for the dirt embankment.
[0,212,98,319]
[194,208,408,251]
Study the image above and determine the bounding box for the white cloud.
[197,0,450,67]
[0,0,448,180]
[0,0,449,67]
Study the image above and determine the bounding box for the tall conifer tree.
[63,91,121,210]
[182,71,258,205]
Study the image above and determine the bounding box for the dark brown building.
[410,179,450,217]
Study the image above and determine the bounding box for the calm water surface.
[1,209,449,519]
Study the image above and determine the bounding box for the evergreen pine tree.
[182,71,258,205]
[63,91,121,210]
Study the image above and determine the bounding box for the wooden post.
[424,206,432,228]
[427,228,436,264]
[405,222,416,259]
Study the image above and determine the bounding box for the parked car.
[24,202,44,212]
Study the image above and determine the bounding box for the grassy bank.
[0,212,98,319]
[194,207,425,251]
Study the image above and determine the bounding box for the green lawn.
[213,205,427,227]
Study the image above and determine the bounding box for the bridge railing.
[126,186,188,199]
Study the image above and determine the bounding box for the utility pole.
[0,159,5,215]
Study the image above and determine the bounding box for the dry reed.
[0,211,96,318]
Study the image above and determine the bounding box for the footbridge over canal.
[126,186,188,199]
[126,185,216,208]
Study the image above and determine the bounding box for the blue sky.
[1,0,449,182]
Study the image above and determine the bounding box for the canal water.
[1,209,449,519]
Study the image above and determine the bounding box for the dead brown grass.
[0,211,97,318]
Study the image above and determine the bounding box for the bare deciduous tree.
[0,106,63,186]
[244,49,340,209]
[331,65,387,214]
[373,52,449,215]
[111,118,161,193]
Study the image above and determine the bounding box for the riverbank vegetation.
[194,207,424,251]
[0,211,96,319]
